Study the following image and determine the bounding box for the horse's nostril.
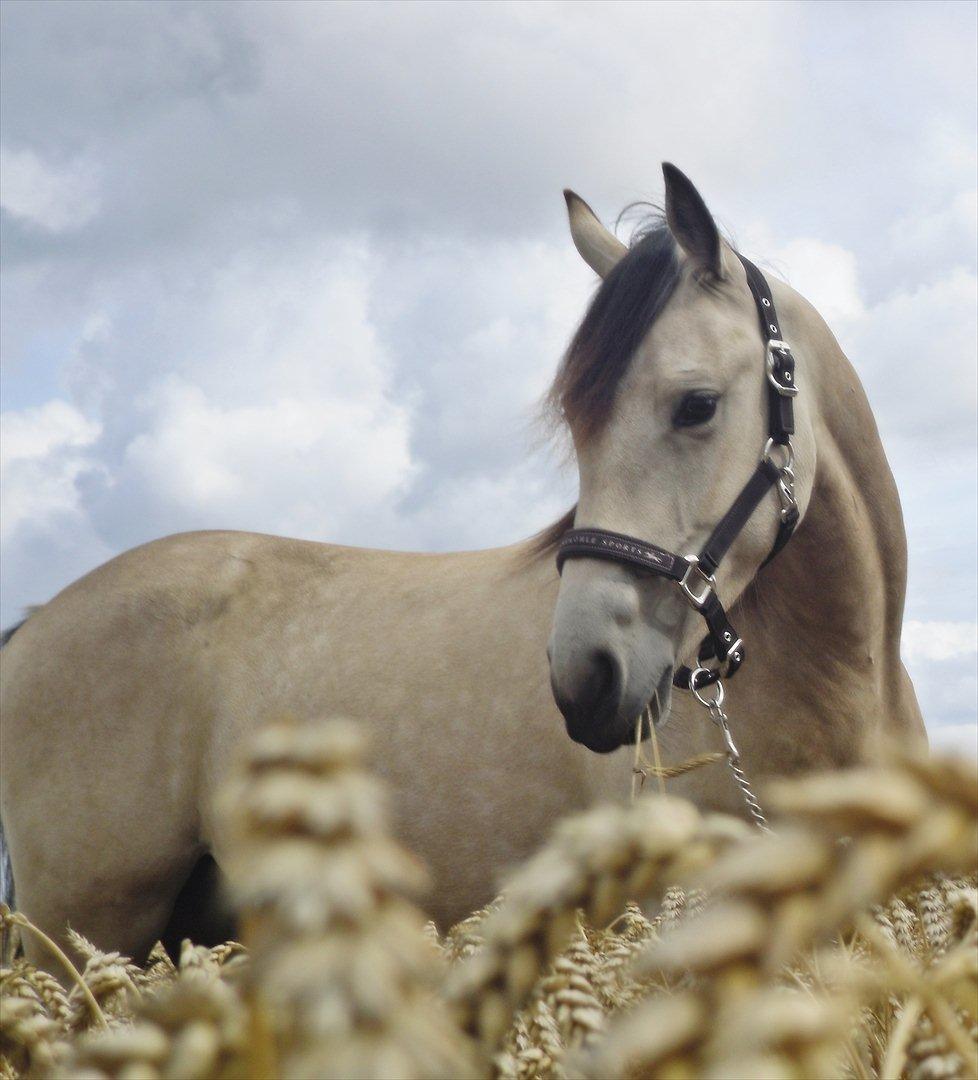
[564,649,619,720]
[552,647,626,751]
[550,636,628,745]
[589,650,615,705]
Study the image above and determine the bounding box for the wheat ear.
[0,908,106,1030]
[444,792,750,1057]
[217,716,478,1079]
[51,934,247,1079]
[580,752,978,1079]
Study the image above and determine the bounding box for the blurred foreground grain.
[2,719,975,1080]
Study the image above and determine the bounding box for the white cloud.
[120,377,415,539]
[20,228,593,561]
[395,454,576,554]
[1,398,98,467]
[843,268,977,453]
[916,117,978,191]
[929,723,978,758]
[902,620,977,739]
[903,620,978,663]
[0,146,101,233]
[0,400,113,621]
[740,230,866,326]
[0,400,102,539]
[774,239,866,324]
[889,189,978,265]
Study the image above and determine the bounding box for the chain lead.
[689,669,771,832]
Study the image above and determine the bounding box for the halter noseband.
[556,254,800,693]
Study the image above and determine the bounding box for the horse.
[0,163,925,975]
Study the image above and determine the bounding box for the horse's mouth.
[581,666,675,754]
[636,665,675,739]
[560,664,676,754]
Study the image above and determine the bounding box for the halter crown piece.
[556,254,800,695]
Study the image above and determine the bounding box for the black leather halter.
[556,254,800,692]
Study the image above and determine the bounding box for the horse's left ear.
[662,162,724,279]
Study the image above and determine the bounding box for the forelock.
[548,218,681,442]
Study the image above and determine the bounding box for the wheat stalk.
[217,716,478,1080]
[1,734,974,1080]
[0,907,107,1030]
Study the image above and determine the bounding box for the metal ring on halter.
[762,437,794,472]
[689,666,725,708]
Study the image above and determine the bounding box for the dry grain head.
[575,991,705,1079]
[580,753,977,1080]
[218,716,477,1080]
[443,792,732,1057]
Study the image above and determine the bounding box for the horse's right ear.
[564,190,628,279]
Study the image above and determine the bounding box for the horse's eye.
[673,390,719,428]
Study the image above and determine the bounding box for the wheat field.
[1,718,975,1080]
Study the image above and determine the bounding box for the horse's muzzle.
[548,558,681,752]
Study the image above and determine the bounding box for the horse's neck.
[735,331,923,749]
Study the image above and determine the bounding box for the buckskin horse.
[0,164,924,973]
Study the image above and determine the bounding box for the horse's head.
[547,164,816,753]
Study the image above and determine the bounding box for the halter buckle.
[679,556,716,610]
[766,340,799,397]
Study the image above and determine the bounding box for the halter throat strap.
[555,254,800,690]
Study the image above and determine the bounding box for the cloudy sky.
[2,0,975,751]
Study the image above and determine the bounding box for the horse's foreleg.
[13,840,202,984]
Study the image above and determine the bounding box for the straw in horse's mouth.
[631,666,675,743]
[630,667,676,798]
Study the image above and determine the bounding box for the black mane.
[546,216,681,442]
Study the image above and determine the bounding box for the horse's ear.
[564,190,628,279]
[662,163,724,279]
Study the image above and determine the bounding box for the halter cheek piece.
[556,254,800,694]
